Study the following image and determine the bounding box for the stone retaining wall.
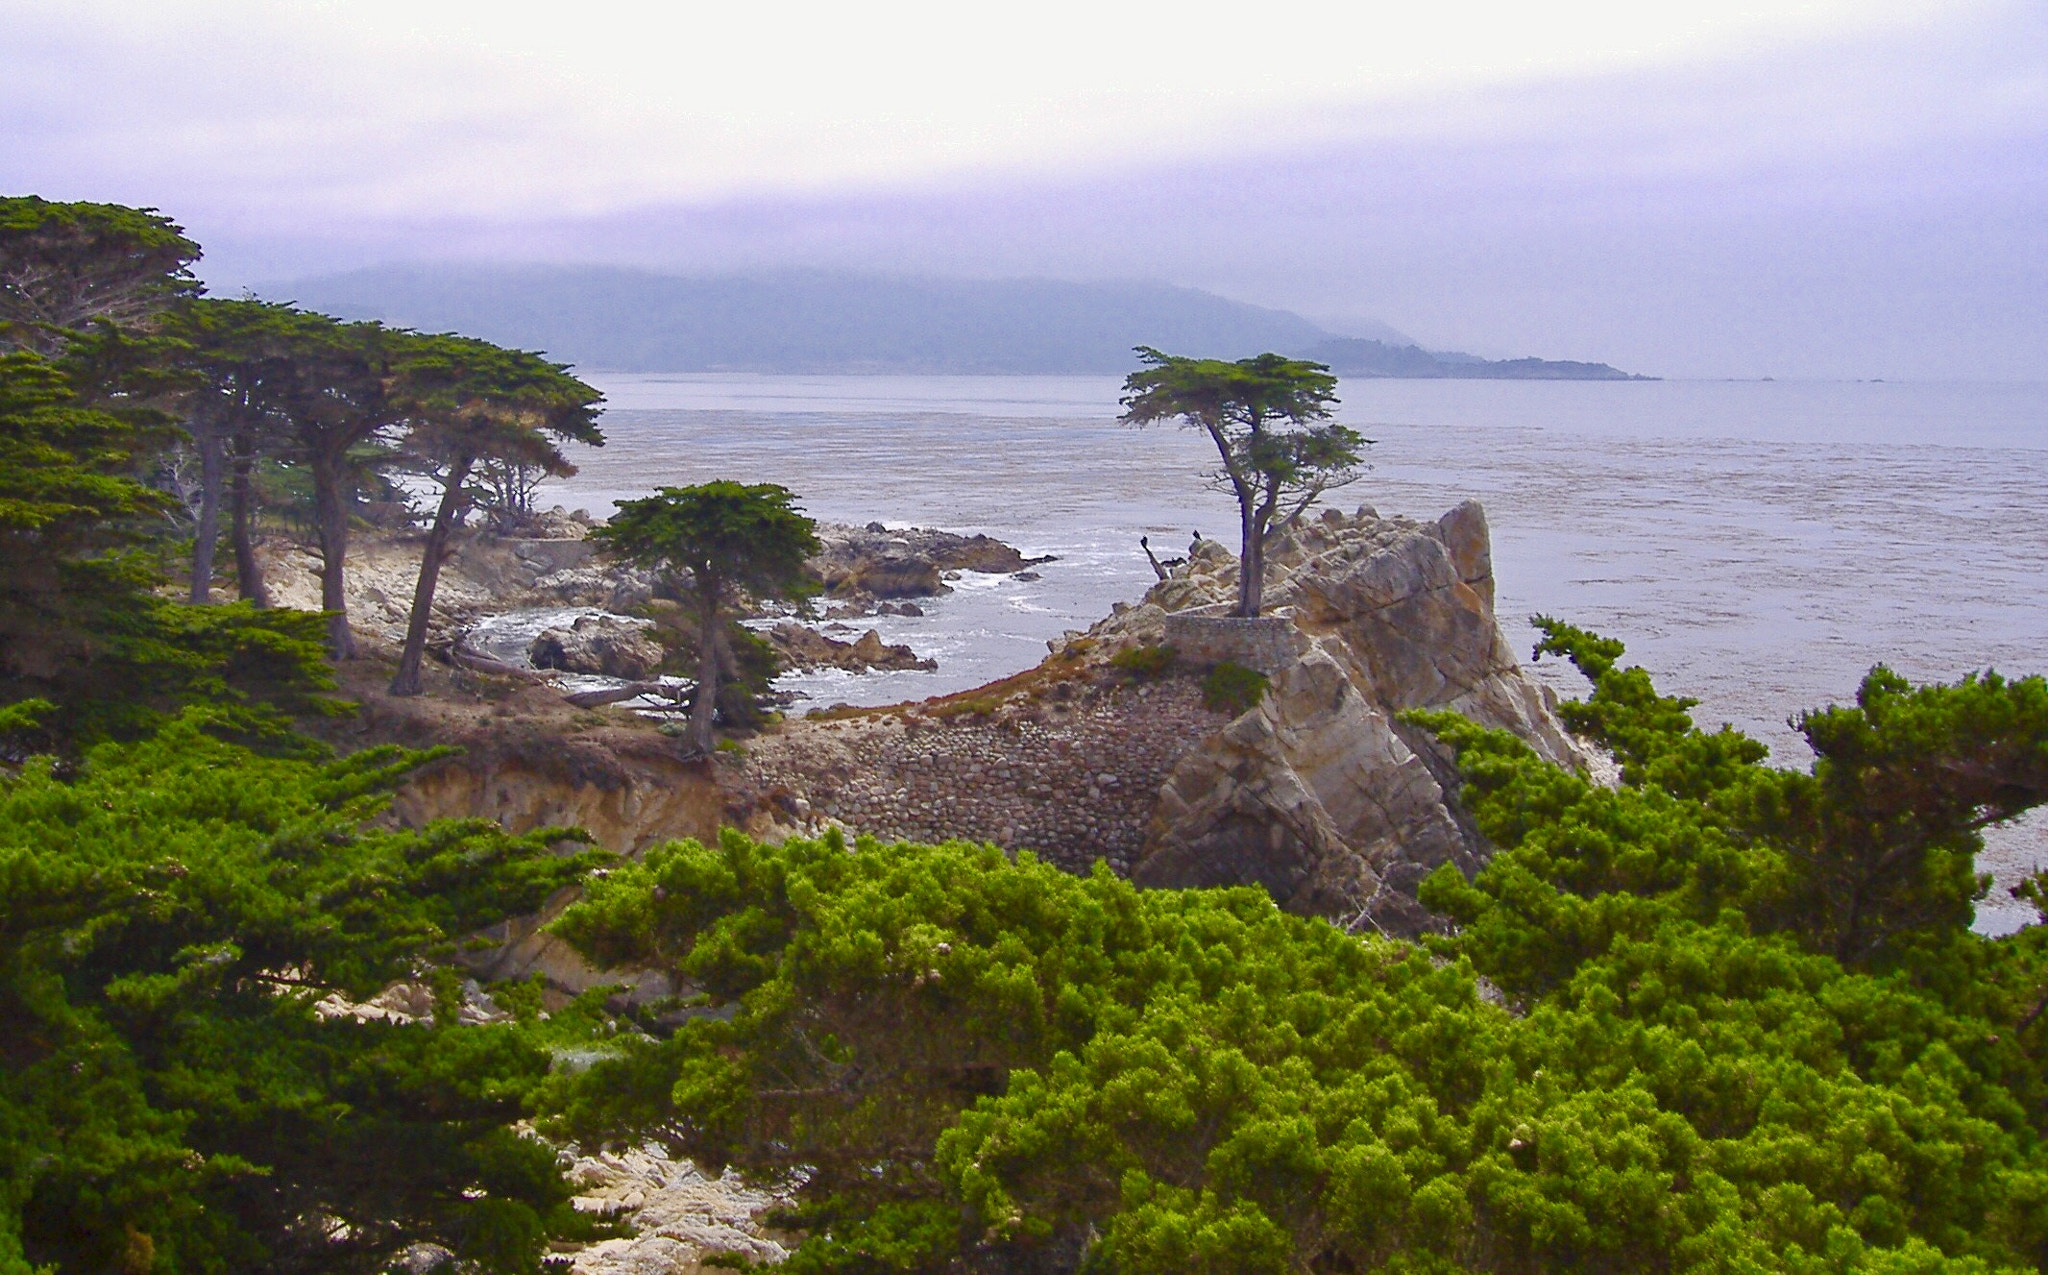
[741,678,1221,874]
[1161,613,1304,675]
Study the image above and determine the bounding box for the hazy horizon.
[8,0,2044,381]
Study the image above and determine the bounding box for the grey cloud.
[8,3,2043,379]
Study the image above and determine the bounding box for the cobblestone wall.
[1161,613,1304,675]
[741,677,1220,874]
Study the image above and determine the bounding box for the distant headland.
[256,264,1650,380]
[1300,337,1650,381]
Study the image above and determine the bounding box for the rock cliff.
[728,500,1582,936]
[1083,501,1583,932]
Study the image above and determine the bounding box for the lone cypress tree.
[1120,347,1364,617]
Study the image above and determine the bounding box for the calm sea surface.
[541,374,2048,930]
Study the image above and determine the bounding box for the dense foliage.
[12,191,2048,1275]
[2,207,623,1270]
[545,630,2048,1273]
[0,197,200,356]
[0,707,612,1274]
[0,350,335,753]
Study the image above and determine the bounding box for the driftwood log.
[443,641,549,681]
[560,681,689,710]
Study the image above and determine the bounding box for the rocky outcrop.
[810,522,1051,600]
[1081,501,1585,934]
[765,622,937,672]
[730,499,1582,940]
[255,522,655,653]
[330,500,1576,945]
[530,615,666,680]
[1137,638,1482,932]
[250,516,1029,661]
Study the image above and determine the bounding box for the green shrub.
[1110,642,1176,678]
[539,631,2048,1275]
[0,710,614,1272]
[929,694,1003,721]
[1201,660,1269,714]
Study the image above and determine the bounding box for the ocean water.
[540,374,2048,929]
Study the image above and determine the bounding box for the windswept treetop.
[593,481,818,752]
[593,480,819,599]
[1119,346,1342,432]
[386,333,604,696]
[392,331,605,461]
[0,197,201,354]
[1120,346,1363,616]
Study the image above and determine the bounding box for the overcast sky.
[6,0,2044,378]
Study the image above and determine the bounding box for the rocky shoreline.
[251,512,1053,686]
[728,499,1586,935]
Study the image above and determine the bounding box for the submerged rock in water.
[529,615,665,680]
[768,621,936,672]
[809,522,1052,600]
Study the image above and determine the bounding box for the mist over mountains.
[257,265,1640,378]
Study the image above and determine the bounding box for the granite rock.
[809,523,1051,600]
[1127,501,1587,934]
[767,622,937,673]
[529,615,666,680]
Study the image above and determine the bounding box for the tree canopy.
[0,350,333,752]
[0,707,614,1274]
[1120,347,1363,616]
[156,298,316,605]
[592,481,818,754]
[0,197,201,356]
[386,333,604,696]
[262,313,407,659]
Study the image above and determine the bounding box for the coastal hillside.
[37,196,2048,1275]
[1301,335,1648,380]
[257,264,1646,377]
[257,266,1330,374]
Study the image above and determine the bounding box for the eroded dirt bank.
[320,657,728,854]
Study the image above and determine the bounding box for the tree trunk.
[1141,536,1169,581]
[1236,500,1264,618]
[312,451,354,659]
[229,439,270,608]
[689,592,721,755]
[390,457,472,696]
[188,423,225,604]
